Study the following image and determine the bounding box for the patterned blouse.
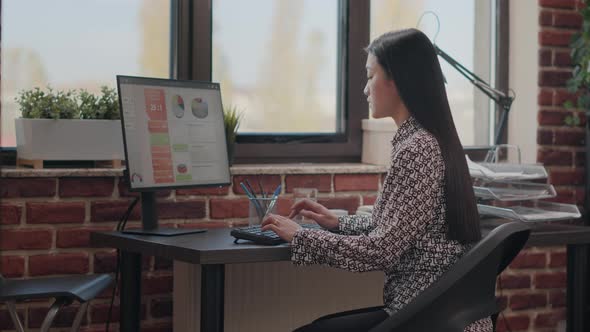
[291,117,492,332]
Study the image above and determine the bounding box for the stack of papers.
[477,202,581,222]
[466,155,545,181]
[473,181,556,201]
[514,208,576,221]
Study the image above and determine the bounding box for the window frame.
[0,1,509,165]
[495,0,510,145]
[176,0,369,163]
[174,0,509,163]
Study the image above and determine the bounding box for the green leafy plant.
[16,86,120,120]
[564,0,590,126]
[79,86,120,120]
[16,87,78,119]
[223,105,242,144]
[223,105,242,164]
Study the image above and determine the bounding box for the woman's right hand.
[288,199,340,230]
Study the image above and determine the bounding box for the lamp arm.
[433,44,514,146]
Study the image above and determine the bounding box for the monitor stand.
[122,192,207,236]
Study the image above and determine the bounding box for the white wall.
[508,0,539,164]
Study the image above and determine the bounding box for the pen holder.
[248,197,278,226]
[292,188,318,223]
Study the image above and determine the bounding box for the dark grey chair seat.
[0,273,113,332]
[368,221,531,332]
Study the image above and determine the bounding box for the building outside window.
[1,0,498,158]
[0,0,171,147]
[210,0,498,161]
[369,0,496,146]
[212,0,340,136]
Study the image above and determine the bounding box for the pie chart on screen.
[172,95,185,118]
[191,98,208,119]
[177,163,188,174]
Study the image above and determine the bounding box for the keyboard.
[231,223,323,245]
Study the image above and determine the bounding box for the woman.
[261,28,492,332]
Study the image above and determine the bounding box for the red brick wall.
[0,172,381,331]
[537,0,585,206]
[495,247,568,332]
[0,171,573,332]
[0,176,176,331]
[490,1,585,331]
[0,1,583,330]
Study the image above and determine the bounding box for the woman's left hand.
[261,213,302,243]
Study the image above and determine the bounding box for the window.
[2,0,505,161]
[186,0,503,163]
[181,0,369,163]
[370,0,498,146]
[212,0,340,135]
[1,0,171,147]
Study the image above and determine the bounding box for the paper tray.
[467,156,547,181]
[473,181,556,201]
[477,201,580,222]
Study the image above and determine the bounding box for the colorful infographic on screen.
[117,76,230,190]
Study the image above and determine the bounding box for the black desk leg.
[201,264,225,332]
[120,251,142,332]
[567,244,589,332]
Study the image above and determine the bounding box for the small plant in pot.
[223,105,242,166]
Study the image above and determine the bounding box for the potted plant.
[223,105,242,166]
[78,86,120,120]
[14,86,124,168]
[564,0,590,224]
[361,117,396,166]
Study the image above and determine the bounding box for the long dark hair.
[366,28,481,244]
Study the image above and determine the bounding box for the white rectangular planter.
[361,118,397,166]
[15,118,124,161]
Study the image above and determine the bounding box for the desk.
[90,220,590,332]
[480,220,590,332]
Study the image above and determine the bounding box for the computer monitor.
[117,75,231,236]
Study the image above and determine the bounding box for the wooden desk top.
[90,220,590,265]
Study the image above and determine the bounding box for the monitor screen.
[117,76,231,191]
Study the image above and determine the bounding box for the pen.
[264,185,282,217]
[240,182,265,219]
[244,179,264,210]
[244,179,258,199]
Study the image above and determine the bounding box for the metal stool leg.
[40,298,68,332]
[70,302,89,332]
[7,301,25,332]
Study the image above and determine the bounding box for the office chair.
[368,221,531,332]
[0,273,113,332]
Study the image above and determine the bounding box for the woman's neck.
[391,105,410,127]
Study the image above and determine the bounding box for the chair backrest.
[369,221,531,332]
